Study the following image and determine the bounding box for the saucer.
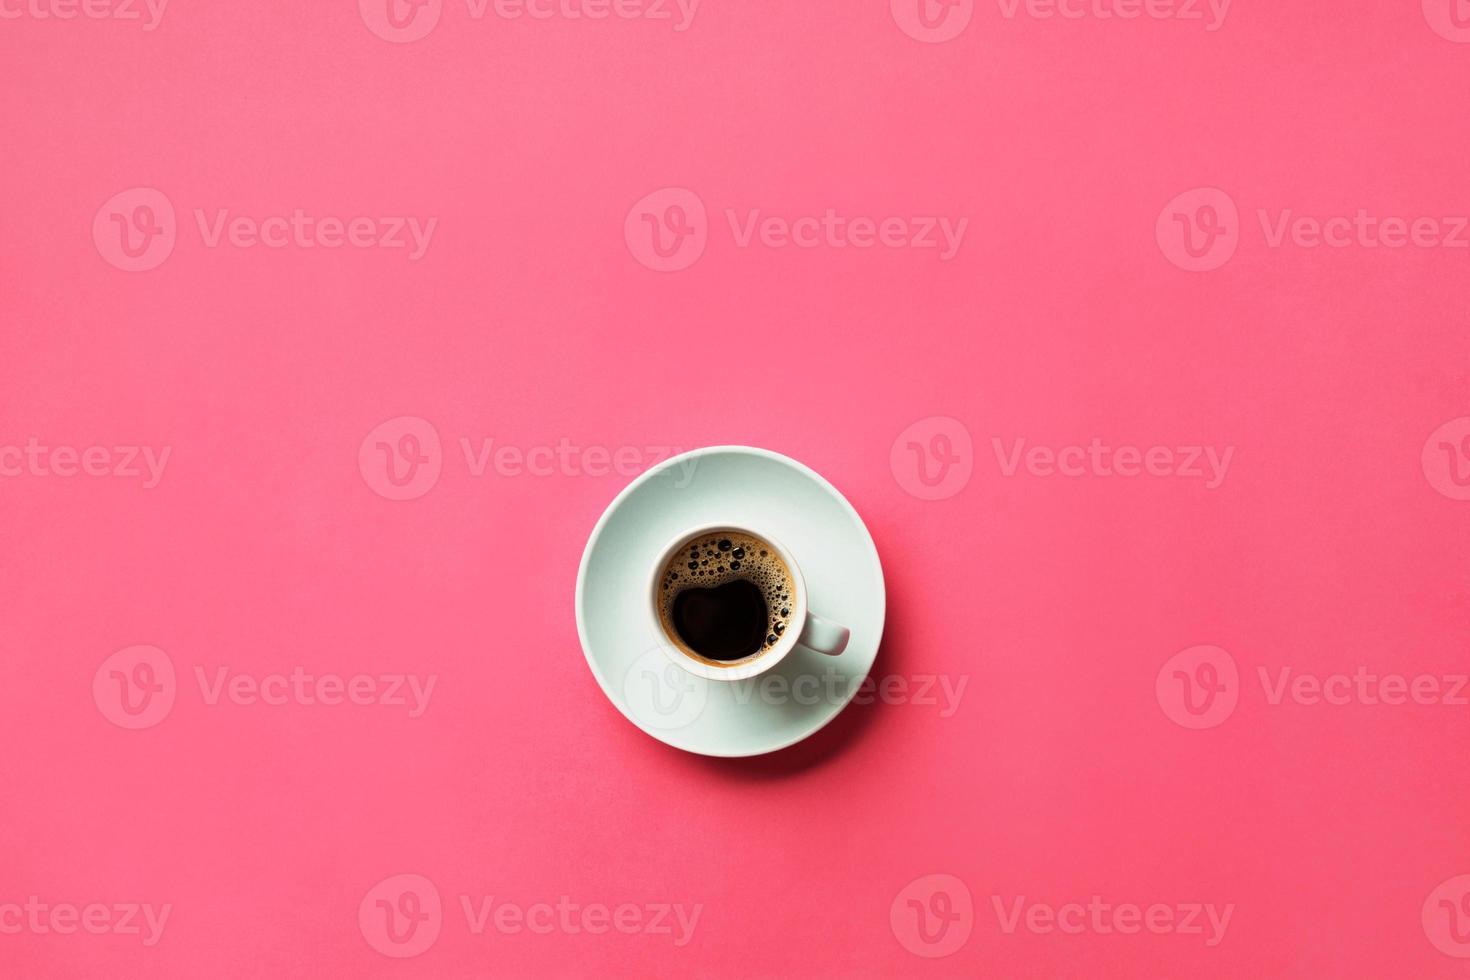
[575,446,885,757]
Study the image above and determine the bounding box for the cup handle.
[797,611,850,656]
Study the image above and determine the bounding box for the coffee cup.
[648,522,850,682]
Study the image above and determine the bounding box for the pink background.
[3,1,1470,976]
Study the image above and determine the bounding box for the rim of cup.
[648,522,809,682]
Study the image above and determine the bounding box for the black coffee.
[656,530,796,664]
[670,579,768,661]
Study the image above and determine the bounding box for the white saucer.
[575,446,885,757]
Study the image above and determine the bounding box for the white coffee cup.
[648,522,850,682]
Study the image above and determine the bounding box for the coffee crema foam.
[657,530,795,665]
